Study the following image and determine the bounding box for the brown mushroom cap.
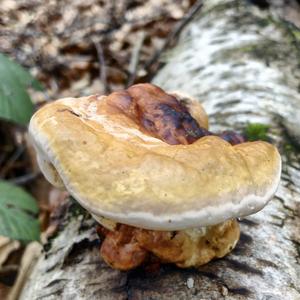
[29,87,281,230]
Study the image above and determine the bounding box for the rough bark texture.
[20,1,300,299]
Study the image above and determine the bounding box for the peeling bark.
[20,1,300,299]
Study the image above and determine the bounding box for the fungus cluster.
[29,84,281,270]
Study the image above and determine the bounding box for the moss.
[284,143,296,153]
[283,142,298,163]
[43,198,91,254]
[212,39,290,65]
[209,6,300,65]
[268,17,300,57]
[68,197,88,219]
[244,123,270,141]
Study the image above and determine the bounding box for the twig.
[93,39,110,94]
[9,172,40,185]
[144,0,203,79]
[126,31,146,87]
[0,145,25,177]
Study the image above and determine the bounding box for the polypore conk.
[29,83,281,270]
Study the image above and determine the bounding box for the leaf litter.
[0,0,197,298]
[1,0,299,298]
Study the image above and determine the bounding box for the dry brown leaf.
[8,242,42,300]
[0,239,20,268]
[0,0,194,99]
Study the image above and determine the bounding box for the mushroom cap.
[29,92,281,230]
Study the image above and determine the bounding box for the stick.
[93,39,110,94]
[144,0,203,79]
[9,172,40,185]
[126,31,146,87]
[0,145,25,177]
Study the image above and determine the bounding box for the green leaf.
[0,180,40,242]
[245,123,270,141]
[0,53,43,125]
[0,53,43,91]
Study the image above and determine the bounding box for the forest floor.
[0,0,300,299]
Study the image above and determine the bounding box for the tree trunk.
[20,1,300,299]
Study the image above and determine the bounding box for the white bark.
[20,1,300,299]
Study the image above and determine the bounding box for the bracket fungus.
[29,83,281,270]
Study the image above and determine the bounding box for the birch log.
[20,1,300,299]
